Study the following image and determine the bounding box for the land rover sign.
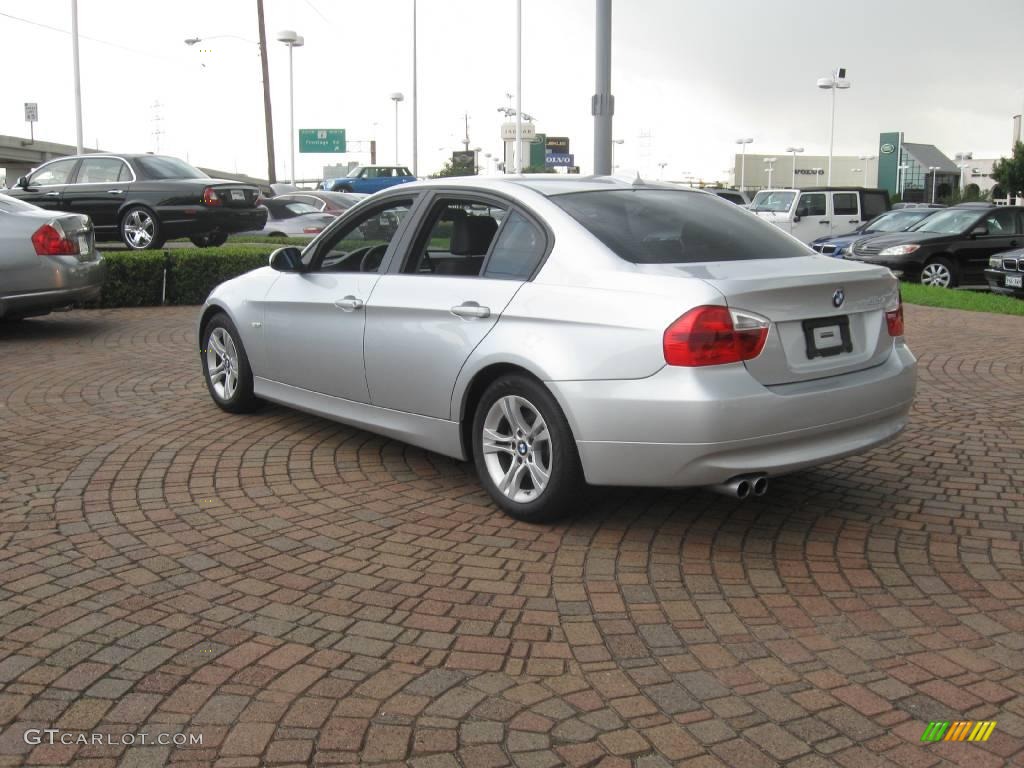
[880,143,896,154]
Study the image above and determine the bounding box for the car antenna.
[633,172,644,186]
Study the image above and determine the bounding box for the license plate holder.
[1007,274,1023,288]
[77,234,91,259]
[802,315,852,359]
[230,189,244,201]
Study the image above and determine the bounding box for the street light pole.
[612,138,624,169]
[858,154,875,188]
[390,93,404,164]
[412,0,418,176]
[817,67,850,186]
[276,30,304,184]
[735,138,753,191]
[786,146,803,188]
[898,164,908,199]
[928,166,940,203]
[256,0,277,183]
[593,0,613,175]
[71,0,84,154]
[764,157,777,189]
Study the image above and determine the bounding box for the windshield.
[867,210,933,233]
[749,190,796,213]
[909,208,981,234]
[346,166,364,178]
[552,189,808,264]
[0,193,38,212]
[135,156,208,180]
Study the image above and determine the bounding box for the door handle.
[44,191,60,197]
[450,302,491,319]
[848,219,859,223]
[333,295,363,311]
[1010,240,1019,247]
[818,220,830,224]
[106,189,124,194]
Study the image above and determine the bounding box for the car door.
[364,194,547,419]
[259,196,418,401]
[957,208,1022,284]
[831,192,861,233]
[793,191,828,243]
[60,157,133,237]
[13,158,79,211]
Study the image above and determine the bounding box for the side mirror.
[269,246,303,272]
[793,214,802,223]
[971,224,988,237]
[16,176,29,189]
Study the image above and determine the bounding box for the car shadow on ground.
[0,314,114,342]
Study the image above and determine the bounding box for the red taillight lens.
[302,227,323,234]
[32,223,79,256]
[885,292,904,337]
[664,306,769,367]
[202,187,222,206]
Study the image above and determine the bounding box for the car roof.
[400,174,708,197]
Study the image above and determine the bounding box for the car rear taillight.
[303,227,323,235]
[664,306,769,367]
[885,291,904,337]
[201,187,222,206]
[31,222,79,256]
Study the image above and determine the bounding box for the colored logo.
[921,721,997,743]
[880,143,896,154]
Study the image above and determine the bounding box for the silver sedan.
[198,177,916,522]
[0,193,106,320]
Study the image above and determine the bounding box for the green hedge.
[93,246,275,308]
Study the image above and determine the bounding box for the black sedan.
[985,248,1024,298]
[846,204,1024,287]
[5,154,267,250]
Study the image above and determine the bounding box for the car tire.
[190,232,228,248]
[920,256,957,288]
[120,206,165,250]
[337,185,354,193]
[200,313,261,414]
[471,374,585,523]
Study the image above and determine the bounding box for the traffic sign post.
[24,102,37,143]
[299,129,347,153]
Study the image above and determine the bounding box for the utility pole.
[71,0,84,154]
[463,112,470,150]
[412,0,418,177]
[256,0,277,182]
[592,0,613,175]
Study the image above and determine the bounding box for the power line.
[0,10,179,61]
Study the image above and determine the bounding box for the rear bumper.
[548,343,917,487]
[156,206,268,239]
[0,279,104,318]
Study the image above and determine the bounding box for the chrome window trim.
[28,154,138,187]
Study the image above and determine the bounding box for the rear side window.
[833,193,858,216]
[861,191,888,220]
[484,211,546,280]
[551,189,808,264]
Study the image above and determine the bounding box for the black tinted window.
[798,193,826,217]
[862,191,888,219]
[135,156,207,180]
[484,211,546,280]
[551,190,807,264]
[833,193,858,216]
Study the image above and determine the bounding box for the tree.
[429,160,474,179]
[990,141,1024,199]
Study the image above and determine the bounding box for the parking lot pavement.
[0,305,1022,768]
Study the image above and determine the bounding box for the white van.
[749,188,890,244]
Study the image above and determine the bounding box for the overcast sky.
[2,0,1023,182]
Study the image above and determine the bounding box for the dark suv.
[846,204,1024,287]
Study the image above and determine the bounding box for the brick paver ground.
[0,305,1022,767]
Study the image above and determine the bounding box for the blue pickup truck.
[323,166,416,194]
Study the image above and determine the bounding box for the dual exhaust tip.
[710,474,768,500]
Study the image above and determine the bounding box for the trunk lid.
[204,181,261,208]
[635,255,899,385]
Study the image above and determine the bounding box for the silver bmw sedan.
[198,176,916,522]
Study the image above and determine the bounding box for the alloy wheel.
[921,262,952,288]
[206,328,240,401]
[481,395,552,503]
[123,210,155,249]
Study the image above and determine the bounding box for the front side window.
[312,198,413,273]
[403,199,506,277]
[797,193,826,217]
[552,189,808,264]
[833,193,858,216]
[984,208,1020,234]
[29,159,77,186]
[77,158,130,184]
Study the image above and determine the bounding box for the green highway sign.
[299,129,346,153]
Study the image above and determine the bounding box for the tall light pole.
[735,138,753,191]
[898,163,909,199]
[786,146,803,188]
[593,0,613,175]
[764,157,777,189]
[858,154,876,187]
[411,0,418,177]
[276,30,304,184]
[817,67,850,186]
[657,161,667,179]
[390,92,405,164]
[812,167,823,185]
[71,0,84,154]
[515,0,523,174]
[928,165,941,203]
[612,138,624,169]
[955,151,971,195]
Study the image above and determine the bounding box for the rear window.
[551,189,808,264]
[862,191,888,220]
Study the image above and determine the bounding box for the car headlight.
[989,256,1002,268]
[878,244,921,257]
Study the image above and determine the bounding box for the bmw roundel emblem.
[832,288,845,308]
